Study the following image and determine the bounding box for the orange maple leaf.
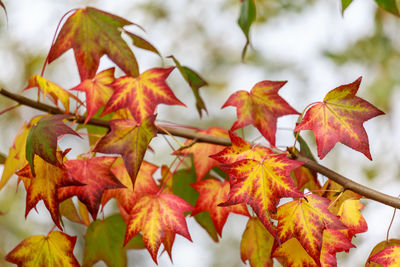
[220,153,303,237]
[295,77,384,160]
[59,156,125,220]
[6,231,79,267]
[275,194,346,264]
[191,178,249,236]
[320,229,355,267]
[102,67,185,122]
[176,127,228,181]
[369,245,400,267]
[71,68,115,123]
[273,238,317,267]
[222,80,299,146]
[93,115,157,182]
[337,199,368,240]
[124,193,193,263]
[367,239,400,267]
[48,7,140,80]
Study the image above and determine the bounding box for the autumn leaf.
[320,229,355,267]
[220,154,303,237]
[175,127,228,181]
[125,31,161,57]
[71,68,115,123]
[6,231,79,267]
[102,67,185,122]
[369,245,400,267]
[60,198,90,226]
[191,178,249,236]
[238,0,256,60]
[124,193,193,263]
[25,114,81,175]
[59,156,125,220]
[222,80,299,146]
[337,199,368,239]
[93,115,157,182]
[273,238,317,267]
[169,55,208,117]
[366,239,400,267]
[275,194,346,263]
[240,217,275,267]
[295,77,384,160]
[24,75,82,113]
[16,152,78,229]
[48,7,140,80]
[291,166,321,192]
[83,214,145,267]
[210,131,270,164]
[101,158,159,213]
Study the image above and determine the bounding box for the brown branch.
[1,87,400,209]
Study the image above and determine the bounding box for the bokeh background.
[0,0,400,266]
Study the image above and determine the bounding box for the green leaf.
[83,214,144,267]
[172,167,199,206]
[375,0,400,16]
[168,55,208,118]
[341,0,354,14]
[25,114,81,175]
[238,0,256,60]
[125,31,161,58]
[194,212,220,242]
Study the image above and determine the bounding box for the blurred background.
[0,0,400,266]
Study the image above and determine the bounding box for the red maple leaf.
[102,67,185,122]
[191,178,249,236]
[222,80,299,146]
[295,77,384,160]
[59,156,125,220]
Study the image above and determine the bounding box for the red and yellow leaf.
[222,80,299,146]
[241,217,275,267]
[273,238,317,267]
[295,77,384,160]
[59,156,125,220]
[48,7,139,80]
[220,154,303,237]
[291,165,321,192]
[369,245,400,267]
[320,229,355,267]
[24,75,81,112]
[71,68,115,123]
[103,67,185,122]
[6,231,79,267]
[191,178,249,236]
[25,114,81,175]
[275,194,346,263]
[337,199,368,239]
[124,193,193,263]
[176,127,228,181]
[93,115,157,182]
[16,152,77,229]
[366,239,400,267]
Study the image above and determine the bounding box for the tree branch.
[1,87,400,209]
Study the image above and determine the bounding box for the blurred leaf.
[0,152,6,164]
[375,0,400,16]
[342,0,353,14]
[125,31,161,57]
[238,0,256,59]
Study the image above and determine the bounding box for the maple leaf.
[191,178,249,236]
[125,31,161,58]
[337,199,368,239]
[295,77,384,160]
[124,193,193,263]
[60,198,90,226]
[102,67,185,122]
[220,154,303,237]
[275,194,346,264]
[273,238,317,267]
[222,80,299,146]
[211,131,276,164]
[319,180,361,215]
[71,68,115,123]
[320,229,355,267]
[369,245,400,267]
[291,166,321,192]
[16,152,78,229]
[93,115,157,182]
[169,55,208,117]
[59,156,125,220]
[48,7,139,80]
[101,158,159,212]
[25,114,81,175]
[175,127,228,181]
[24,75,82,113]
[240,217,275,267]
[83,214,145,267]
[366,239,400,267]
[6,231,79,267]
